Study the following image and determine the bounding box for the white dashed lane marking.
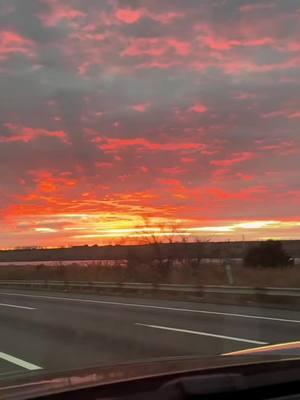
[0,352,42,371]
[136,323,268,345]
[0,302,35,310]
[1,292,299,324]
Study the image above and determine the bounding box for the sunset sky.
[1,0,300,248]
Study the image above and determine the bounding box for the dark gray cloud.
[0,0,63,43]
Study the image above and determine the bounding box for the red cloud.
[205,186,268,202]
[136,60,176,70]
[262,110,288,118]
[0,30,35,60]
[116,8,143,24]
[160,167,185,175]
[288,111,300,118]
[210,152,256,167]
[167,39,191,56]
[122,38,165,57]
[116,8,183,25]
[240,3,275,13]
[202,34,273,51]
[189,103,208,113]
[259,140,298,156]
[220,52,300,75]
[140,166,149,173]
[122,38,191,57]
[151,11,184,24]
[235,92,257,100]
[158,178,181,186]
[286,42,300,52]
[262,109,300,119]
[1,124,68,143]
[96,162,113,169]
[181,157,196,164]
[35,172,76,194]
[40,1,85,26]
[202,35,240,51]
[96,137,204,152]
[236,173,254,182]
[130,103,150,112]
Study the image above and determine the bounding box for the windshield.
[0,0,300,386]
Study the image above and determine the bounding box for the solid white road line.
[136,323,268,345]
[1,292,300,324]
[0,352,42,371]
[0,302,35,310]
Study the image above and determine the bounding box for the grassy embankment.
[0,262,298,287]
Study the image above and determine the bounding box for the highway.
[0,289,300,382]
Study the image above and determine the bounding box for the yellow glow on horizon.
[235,221,278,229]
[35,227,57,233]
[37,219,300,241]
[186,226,234,232]
[5,213,300,248]
[74,232,192,239]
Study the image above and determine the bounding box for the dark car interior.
[3,358,300,400]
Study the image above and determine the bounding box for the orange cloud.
[205,186,268,202]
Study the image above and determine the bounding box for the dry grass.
[0,262,299,287]
[230,265,300,287]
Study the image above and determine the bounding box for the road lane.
[1,289,299,345]
[0,289,299,380]
[1,291,299,323]
[2,289,300,322]
[0,360,25,378]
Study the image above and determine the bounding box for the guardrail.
[0,280,299,298]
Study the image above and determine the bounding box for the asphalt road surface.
[0,289,299,382]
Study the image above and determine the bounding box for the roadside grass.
[0,262,299,287]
